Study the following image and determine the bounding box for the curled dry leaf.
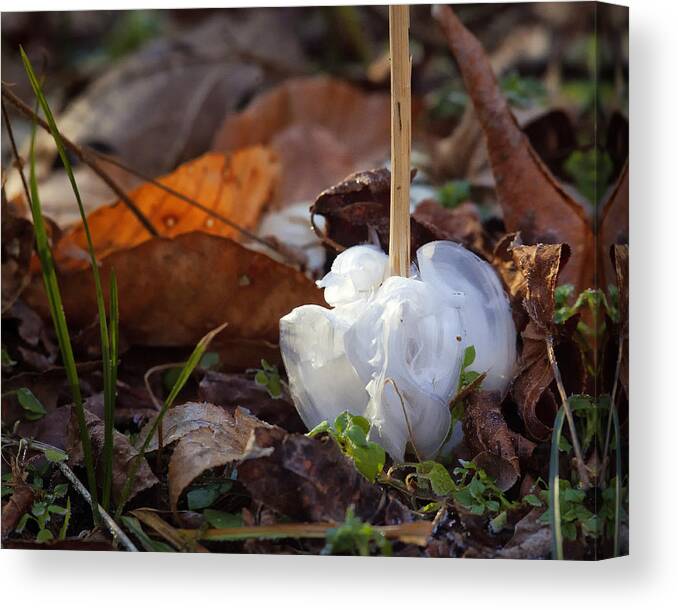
[462,390,536,490]
[512,243,570,333]
[434,5,594,292]
[1,198,34,313]
[1,475,35,538]
[149,404,273,511]
[198,370,305,432]
[238,426,413,524]
[25,232,324,365]
[54,150,280,270]
[212,76,391,207]
[71,410,158,505]
[311,168,476,257]
[413,200,490,258]
[509,244,571,440]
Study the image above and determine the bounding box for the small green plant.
[452,460,518,516]
[437,179,471,209]
[536,480,597,541]
[11,462,71,542]
[254,359,283,398]
[308,411,386,482]
[14,388,47,421]
[322,506,392,556]
[449,345,482,432]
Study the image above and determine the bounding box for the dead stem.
[545,335,591,488]
[388,5,412,278]
[143,361,186,457]
[1,99,32,206]
[2,83,158,238]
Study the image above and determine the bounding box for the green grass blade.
[549,405,566,560]
[114,322,228,520]
[21,47,115,514]
[102,270,119,511]
[611,406,622,557]
[27,115,100,523]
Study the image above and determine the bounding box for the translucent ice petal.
[280,305,369,430]
[316,244,388,307]
[417,240,517,394]
[345,276,464,460]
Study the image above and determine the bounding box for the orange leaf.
[54,148,280,271]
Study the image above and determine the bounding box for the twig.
[2,83,158,238]
[545,336,591,488]
[88,148,297,264]
[1,436,138,552]
[1,99,31,206]
[388,5,412,278]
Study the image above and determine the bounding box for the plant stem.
[25,114,100,524]
[388,5,412,278]
[548,406,566,560]
[545,335,591,488]
[601,332,624,473]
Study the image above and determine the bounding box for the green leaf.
[186,481,232,511]
[416,461,456,496]
[199,351,220,370]
[523,494,543,507]
[121,515,175,553]
[306,421,331,438]
[47,504,68,516]
[562,488,586,504]
[32,501,48,517]
[2,346,16,367]
[44,448,68,463]
[53,483,69,498]
[489,510,508,534]
[36,529,54,543]
[437,180,471,209]
[17,388,47,421]
[463,345,476,368]
[203,509,243,529]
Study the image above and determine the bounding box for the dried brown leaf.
[142,403,271,511]
[54,150,280,271]
[24,232,324,366]
[238,427,412,524]
[462,390,535,489]
[434,5,594,292]
[213,76,391,207]
[1,198,34,313]
[512,243,570,333]
[198,371,305,432]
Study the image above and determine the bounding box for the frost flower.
[280,241,517,461]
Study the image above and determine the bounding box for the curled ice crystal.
[280,240,517,461]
